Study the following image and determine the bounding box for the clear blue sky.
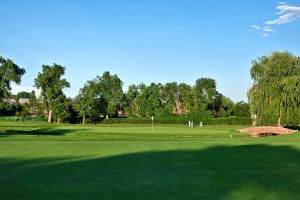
[1,0,300,102]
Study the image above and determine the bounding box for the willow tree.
[34,64,70,123]
[248,51,300,126]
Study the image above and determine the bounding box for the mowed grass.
[0,121,300,200]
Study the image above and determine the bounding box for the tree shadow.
[1,144,300,199]
[284,125,300,131]
[0,128,81,136]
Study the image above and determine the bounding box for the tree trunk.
[277,115,282,127]
[58,117,60,124]
[277,116,281,127]
[48,110,52,123]
[277,103,282,127]
[83,115,85,125]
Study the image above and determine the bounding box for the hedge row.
[102,116,251,126]
[0,116,46,122]
[0,116,252,125]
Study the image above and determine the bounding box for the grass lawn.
[0,121,300,200]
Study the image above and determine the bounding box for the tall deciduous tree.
[248,51,300,126]
[144,83,163,116]
[74,81,98,124]
[193,78,218,116]
[160,82,193,116]
[75,71,123,122]
[132,83,147,117]
[34,64,70,123]
[52,94,70,124]
[161,82,180,115]
[124,84,139,117]
[0,56,25,102]
[96,71,123,116]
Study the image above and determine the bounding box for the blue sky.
[1,0,300,102]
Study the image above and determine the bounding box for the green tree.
[34,64,70,123]
[127,83,164,117]
[0,102,18,116]
[16,91,31,99]
[212,92,223,117]
[178,83,193,115]
[52,94,70,124]
[124,84,139,117]
[217,95,235,117]
[145,83,163,116]
[248,51,300,126]
[16,103,30,121]
[193,78,218,116]
[161,82,193,116]
[161,82,179,115]
[132,83,148,117]
[126,82,194,117]
[0,56,25,102]
[28,90,45,117]
[74,81,98,124]
[97,71,123,116]
[74,71,123,121]
[234,101,250,117]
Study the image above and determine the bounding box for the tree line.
[0,58,250,124]
[1,51,299,126]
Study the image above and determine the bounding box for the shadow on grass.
[285,126,300,131]
[1,145,300,199]
[0,128,81,136]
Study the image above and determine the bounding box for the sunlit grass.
[0,122,300,199]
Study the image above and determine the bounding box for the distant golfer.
[200,121,204,127]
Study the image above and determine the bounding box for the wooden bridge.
[237,126,298,137]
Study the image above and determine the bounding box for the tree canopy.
[193,78,218,116]
[0,56,254,123]
[34,64,70,123]
[248,51,300,126]
[74,71,123,123]
[0,56,25,102]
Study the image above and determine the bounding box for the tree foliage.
[122,78,232,118]
[96,71,123,116]
[74,80,102,124]
[234,101,250,117]
[0,57,258,123]
[248,51,300,126]
[34,64,70,123]
[16,91,31,99]
[193,78,218,113]
[0,56,25,102]
[74,71,123,123]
